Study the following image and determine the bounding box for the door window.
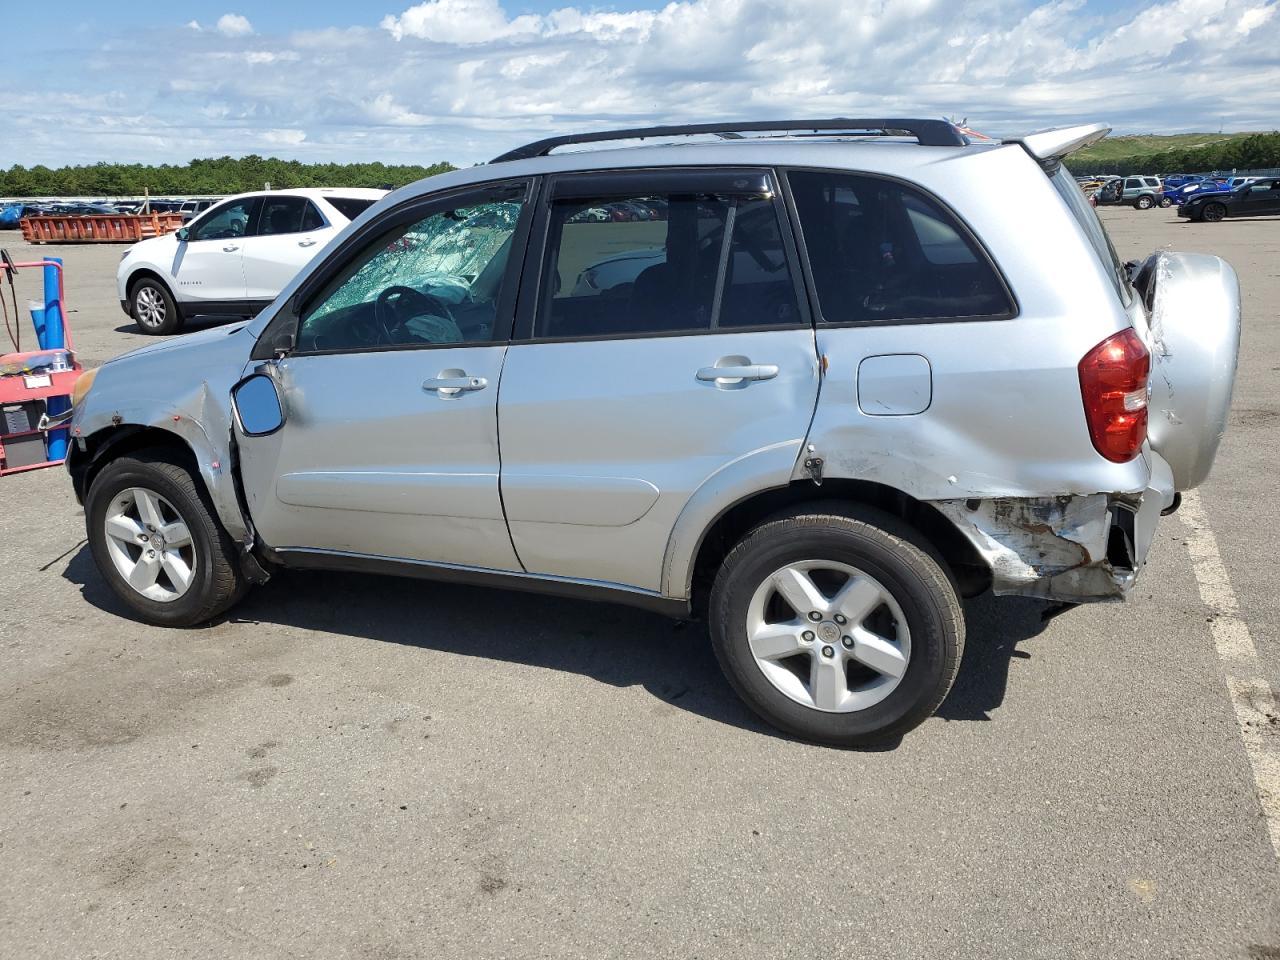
[787,171,1013,323]
[296,194,525,352]
[535,190,801,339]
[257,196,324,236]
[189,198,257,241]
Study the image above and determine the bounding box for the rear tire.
[708,506,963,747]
[1203,203,1227,223]
[1159,196,1172,208]
[86,451,247,626]
[1135,195,1154,210]
[129,277,184,335]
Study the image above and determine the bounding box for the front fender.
[74,396,247,543]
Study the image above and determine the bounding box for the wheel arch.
[677,478,992,616]
[69,421,249,545]
[125,267,179,306]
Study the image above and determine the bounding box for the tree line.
[0,155,457,198]
[1083,131,1280,175]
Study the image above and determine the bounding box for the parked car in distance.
[69,118,1239,746]
[179,198,217,221]
[1121,175,1167,208]
[1178,177,1280,221]
[116,187,387,334]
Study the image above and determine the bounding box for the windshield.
[1050,164,1132,306]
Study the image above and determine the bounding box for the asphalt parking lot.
[1,206,1278,959]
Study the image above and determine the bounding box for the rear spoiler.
[1004,123,1110,169]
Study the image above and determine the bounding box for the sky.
[1,0,1276,169]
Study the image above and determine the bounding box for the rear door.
[241,195,334,302]
[496,168,819,592]
[171,196,258,304]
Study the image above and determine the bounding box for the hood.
[105,321,250,366]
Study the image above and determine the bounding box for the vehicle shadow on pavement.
[937,594,1052,722]
[61,547,1052,745]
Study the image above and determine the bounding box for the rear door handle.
[298,238,317,247]
[222,244,240,252]
[423,373,487,398]
[696,362,779,384]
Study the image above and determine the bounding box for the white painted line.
[1179,488,1280,857]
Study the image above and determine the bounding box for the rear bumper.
[932,452,1176,604]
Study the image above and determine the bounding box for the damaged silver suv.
[66,119,1240,746]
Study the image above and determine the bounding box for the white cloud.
[262,128,307,146]
[3,0,1278,168]
[186,20,202,31]
[216,13,254,37]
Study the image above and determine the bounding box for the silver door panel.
[499,329,819,591]
[242,345,521,571]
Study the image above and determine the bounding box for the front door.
[171,196,257,304]
[1240,179,1280,217]
[235,180,533,571]
[240,195,336,302]
[496,169,819,592]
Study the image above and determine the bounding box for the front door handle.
[696,360,779,385]
[298,238,317,248]
[222,244,240,252]
[423,371,488,398]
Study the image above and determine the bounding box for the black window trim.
[511,165,814,345]
[778,166,1020,328]
[252,178,537,361]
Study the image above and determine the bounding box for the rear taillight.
[1078,328,1150,463]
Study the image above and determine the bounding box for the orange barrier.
[20,213,187,244]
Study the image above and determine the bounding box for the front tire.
[86,451,247,626]
[709,507,963,747]
[129,277,184,335]
[1202,203,1227,223]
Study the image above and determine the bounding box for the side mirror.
[175,227,189,242]
[231,373,285,437]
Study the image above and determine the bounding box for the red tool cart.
[0,256,84,476]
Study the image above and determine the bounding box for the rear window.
[787,171,1013,323]
[326,196,378,220]
[1049,165,1132,305]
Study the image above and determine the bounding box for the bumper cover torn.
[933,494,1144,603]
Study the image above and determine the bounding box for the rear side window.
[788,171,1013,323]
[257,196,323,236]
[326,196,378,220]
[534,190,801,339]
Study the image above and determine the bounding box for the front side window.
[296,194,524,353]
[189,198,256,242]
[257,196,323,236]
[535,189,800,339]
[788,171,1013,323]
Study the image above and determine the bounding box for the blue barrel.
[41,258,64,350]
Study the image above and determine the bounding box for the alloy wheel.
[102,486,197,602]
[745,560,911,713]
[134,286,167,327]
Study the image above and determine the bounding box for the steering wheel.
[374,285,454,343]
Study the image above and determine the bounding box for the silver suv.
[66,119,1240,746]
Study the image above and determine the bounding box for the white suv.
[117,188,387,335]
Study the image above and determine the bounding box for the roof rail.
[491,118,968,163]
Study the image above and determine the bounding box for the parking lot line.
[1179,488,1280,858]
